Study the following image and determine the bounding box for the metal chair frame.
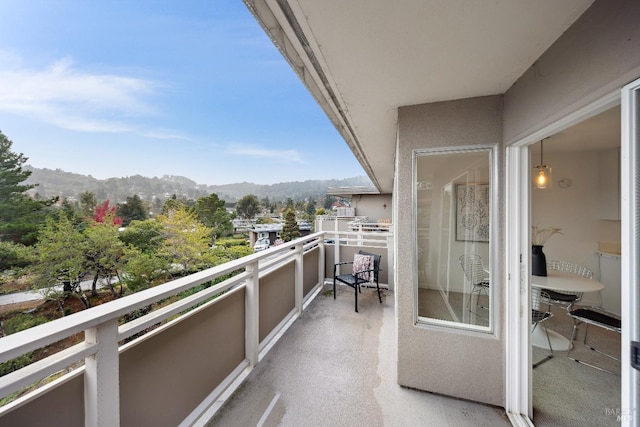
[567,306,621,375]
[532,287,555,368]
[458,254,490,312]
[545,260,594,311]
[333,250,382,312]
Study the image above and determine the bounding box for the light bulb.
[536,170,547,188]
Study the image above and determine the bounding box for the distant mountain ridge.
[24,166,373,204]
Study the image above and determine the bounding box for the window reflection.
[416,149,491,329]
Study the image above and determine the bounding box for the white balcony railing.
[0,230,392,426]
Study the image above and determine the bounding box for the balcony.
[0,229,508,426]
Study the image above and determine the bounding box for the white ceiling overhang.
[244,0,595,193]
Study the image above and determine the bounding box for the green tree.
[121,247,168,292]
[34,215,90,311]
[306,200,316,215]
[162,197,186,215]
[79,191,98,217]
[285,198,294,210]
[323,196,337,210]
[236,194,260,219]
[84,216,127,297]
[281,209,301,242]
[0,131,56,245]
[117,194,148,226]
[0,241,33,271]
[193,193,233,239]
[156,207,214,273]
[119,219,164,254]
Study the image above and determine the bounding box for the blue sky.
[0,1,366,185]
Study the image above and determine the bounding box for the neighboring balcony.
[0,230,389,426]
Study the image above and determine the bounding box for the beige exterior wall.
[395,95,505,406]
[504,0,640,144]
[395,0,640,407]
[349,194,393,221]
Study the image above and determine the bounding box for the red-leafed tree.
[94,200,123,226]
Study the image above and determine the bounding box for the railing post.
[85,319,119,427]
[318,238,326,287]
[295,243,304,313]
[245,261,259,367]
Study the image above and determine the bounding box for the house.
[1,2,639,426]
[248,222,311,247]
[245,0,639,424]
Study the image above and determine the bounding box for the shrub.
[3,313,48,335]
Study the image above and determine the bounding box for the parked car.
[254,238,270,252]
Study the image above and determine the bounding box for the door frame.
[504,90,621,422]
[620,77,640,424]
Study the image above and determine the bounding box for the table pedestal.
[532,327,571,351]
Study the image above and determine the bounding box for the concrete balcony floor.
[208,283,510,426]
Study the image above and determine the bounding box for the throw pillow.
[352,253,373,282]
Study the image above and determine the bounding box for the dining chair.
[532,287,554,367]
[459,254,490,312]
[567,306,621,374]
[545,260,594,311]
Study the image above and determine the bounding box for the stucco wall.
[504,0,640,144]
[350,194,393,222]
[396,95,505,406]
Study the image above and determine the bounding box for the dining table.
[531,270,605,351]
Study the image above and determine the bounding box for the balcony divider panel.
[259,261,296,343]
[0,373,84,426]
[119,288,245,427]
[303,247,320,297]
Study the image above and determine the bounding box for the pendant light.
[533,139,552,189]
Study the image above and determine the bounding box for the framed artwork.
[455,183,489,242]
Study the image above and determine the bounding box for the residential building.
[1,1,639,425]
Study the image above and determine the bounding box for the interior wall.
[531,151,601,271]
[531,148,621,306]
[395,95,505,407]
[504,0,640,144]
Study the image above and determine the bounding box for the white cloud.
[227,144,304,163]
[0,57,164,134]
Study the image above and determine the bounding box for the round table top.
[531,270,604,292]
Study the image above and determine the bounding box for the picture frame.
[455,183,490,242]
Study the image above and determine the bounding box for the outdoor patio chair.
[545,260,594,311]
[333,250,382,312]
[567,306,621,374]
[532,287,554,368]
[458,254,490,312]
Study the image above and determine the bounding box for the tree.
[162,197,186,215]
[119,219,164,254]
[84,217,127,297]
[0,131,56,245]
[324,196,337,210]
[156,207,214,273]
[281,209,301,242]
[236,194,260,219]
[33,215,90,311]
[94,200,123,226]
[79,191,98,217]
[285,198,294,210]
[193,193,233,239]
[116,194,148,226]
[306,200,316,216]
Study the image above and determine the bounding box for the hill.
[24,166,373,204]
